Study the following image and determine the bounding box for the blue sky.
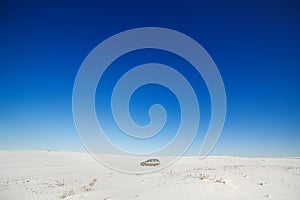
[0,0,299,156]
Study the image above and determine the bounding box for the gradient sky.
[0,0,299,156]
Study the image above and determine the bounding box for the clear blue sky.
[0,0,299,156]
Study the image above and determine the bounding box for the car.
[140,159,160,166]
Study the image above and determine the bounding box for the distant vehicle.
[140,159,160,166]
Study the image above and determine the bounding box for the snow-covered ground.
[0,150,299,200]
